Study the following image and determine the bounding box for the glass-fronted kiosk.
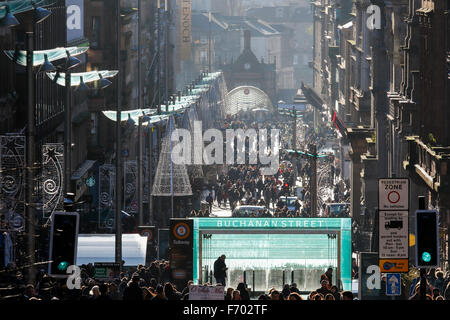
[192,218,352,293]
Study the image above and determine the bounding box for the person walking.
[123,273,143,300]
[217,185,223,208]
[151,284,167,301]
[236,282,250,300]
[206,193,213,215]
[213,255,228,286]
[320,267,333,288]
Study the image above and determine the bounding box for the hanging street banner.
[98,164,115,229]
[42,144,65,219]
[378,178,409,273]
[66,0,84,43]
[0,135,26,232]
[124,160,138,214]
[179,0,192,61]
[378,178,409,211]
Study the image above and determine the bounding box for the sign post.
[378,178,409,273]
[169,219,194,290]
[358,252,383,300]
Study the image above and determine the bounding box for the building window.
[276,7,284,18]
[200,50,207,63]
[91,16,101,48]
[89,64,100,97]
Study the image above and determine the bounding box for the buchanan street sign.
[193,218,351,230]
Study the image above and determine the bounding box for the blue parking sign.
[386,273,401,296]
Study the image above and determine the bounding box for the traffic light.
[415,210,439,268]
[49,212,79,276]
[283,182,289,195]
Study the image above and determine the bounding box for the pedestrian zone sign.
[378,179,409,210]
[386,273,401,296]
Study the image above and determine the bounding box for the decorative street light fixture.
[0,5,19,27]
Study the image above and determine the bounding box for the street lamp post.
[148,124,153,225]
[310,144,318,217]
[65,68,72,194]
[169,116,174,219]
[208,11,212,72]
[137,116,144,226]
[156,0,162,165]
[62,51,82,195]
[25,31,36,285]
[115,0,122,271]
[164,0,169,113]
[292,106,297,186]
[138,0,142,112]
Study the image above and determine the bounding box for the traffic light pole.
[418,196,426,300]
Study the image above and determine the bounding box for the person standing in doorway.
[213,255,228,286]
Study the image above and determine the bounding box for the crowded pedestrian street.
[0,0,449,310]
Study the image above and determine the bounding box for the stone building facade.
[311,0,449,266]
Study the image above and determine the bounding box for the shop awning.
[301,81,325,111]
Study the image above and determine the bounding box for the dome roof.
[224,86,273,116]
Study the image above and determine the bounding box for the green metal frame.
[192,217,352,291]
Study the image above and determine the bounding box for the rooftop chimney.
[244,30,251,50]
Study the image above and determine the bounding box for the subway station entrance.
[192,218,352,293]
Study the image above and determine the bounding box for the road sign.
[379,211,409,259]
[379,210,409,273]
[386,273,401,296]
[93,262,120,280]
[94,267,107,278]
[379,259,408,273]
[378,179,409,210]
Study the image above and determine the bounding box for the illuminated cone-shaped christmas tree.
[152,116,192,196]
[186,108,204,179]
